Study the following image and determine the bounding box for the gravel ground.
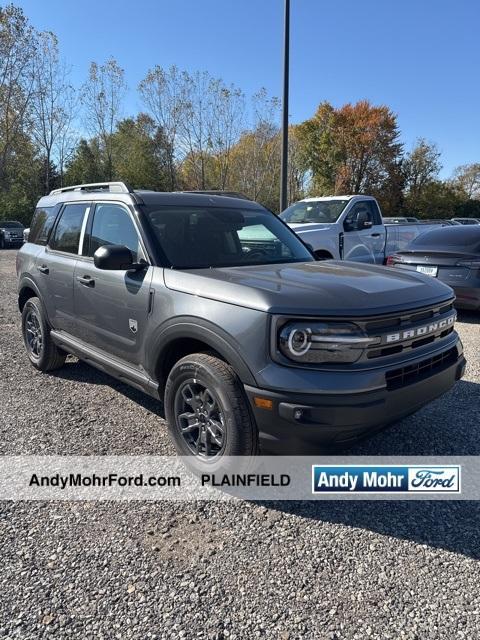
[1,248,479,639]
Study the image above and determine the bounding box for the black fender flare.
[18,276,44,312]
[145,316,257,387]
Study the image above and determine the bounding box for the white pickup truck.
[279,195,442,264]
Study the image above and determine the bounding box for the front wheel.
[22,297,67,371]
[164,353,259,468]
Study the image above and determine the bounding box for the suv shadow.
[52,360,480,456]
[50,358,166,419]
[51,361,480,559]
[262,500,480,560]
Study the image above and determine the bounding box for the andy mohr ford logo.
[312,465,461,493]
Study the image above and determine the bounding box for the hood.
[164,261,454,316]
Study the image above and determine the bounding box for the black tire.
[165,352,259,469]
[314,250,333,261]
[0,236,4,250]
[21,297,67,371]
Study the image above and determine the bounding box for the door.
[73,202,153,365]
[36,202,90,333]
[342,201,386,264]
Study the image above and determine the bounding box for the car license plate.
[416,265,438,277]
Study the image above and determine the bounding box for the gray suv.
[17,182,466,460]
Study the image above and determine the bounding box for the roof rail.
[49,182,133,196]
[179,190,252,201]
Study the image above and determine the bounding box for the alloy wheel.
[25,308,43,358]
[174,380,226,458]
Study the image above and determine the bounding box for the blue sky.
[17,0,480,177]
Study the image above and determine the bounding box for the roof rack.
[49,182,133,196]
[179,190,252,201]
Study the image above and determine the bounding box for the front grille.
[363,302,454,333]
[352,300,457,363]
[385,347,458,390]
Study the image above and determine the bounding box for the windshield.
[1,221,23,228]
[144,205,314,269]
[280,200,348,224]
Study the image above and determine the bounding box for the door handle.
[37,265,49,274]
[370,233,381,237]
[76,275,95,287]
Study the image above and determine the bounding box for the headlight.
[278,321,378,364]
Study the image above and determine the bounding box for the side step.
[50,330,160,399]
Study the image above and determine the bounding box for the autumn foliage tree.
[297,100,403,205]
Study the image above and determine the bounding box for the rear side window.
[29,207,57,245]
[50,203,89,254]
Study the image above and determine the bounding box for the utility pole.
[279,0,290,212]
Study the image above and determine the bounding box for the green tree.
[0,132,43,224]
[405,180,462,219]
[403,138,442,200]
[0,4,36,186]
[111,114,170,190]
[64,138,103,185]
[451,163,480,200]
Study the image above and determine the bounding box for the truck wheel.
[165,353,259,466]
[22,297,67,371]
[0,236,4,249]
[314,250,333,261]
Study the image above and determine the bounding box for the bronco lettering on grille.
[384,315,455,344]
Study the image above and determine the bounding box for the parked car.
[421,219,459,226]
[17,182,465,463]
[0,220,25,248]
[387,225,480,310]
[451,217,480,225]
[280,196,446,264]
[383,216,419,224]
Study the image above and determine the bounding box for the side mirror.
[359,218,373,230]
[94,245,145,271]
[344,211,372,232]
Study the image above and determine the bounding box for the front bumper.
[245,344,466,454]
[3,238,23,246]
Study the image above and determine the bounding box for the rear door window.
[29,207,58,245]
[49,203,89,254]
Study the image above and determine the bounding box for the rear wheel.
[165,353,259,469]
[22,297,66,371]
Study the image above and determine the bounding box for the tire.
[21,297,67,371]
[164,352,259,470]
[0,236,4,250]
[314,250,333,261]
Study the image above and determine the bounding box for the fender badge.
[129,319,138,334]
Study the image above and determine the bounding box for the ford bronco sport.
[17,182,466,460]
